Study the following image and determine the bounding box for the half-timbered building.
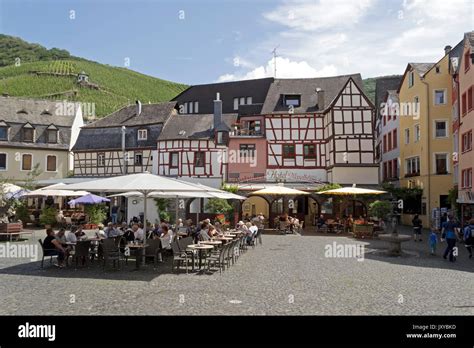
[72,101,176,177]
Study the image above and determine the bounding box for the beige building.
[0,97,83,182]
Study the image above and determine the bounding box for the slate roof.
[410,63,436,77]
[172,78,274,115]
[260,74,364,114]
[448,39,465,74]
[158,114,238,140]
[374,76,402,117]
[0,96,75,150]
[83,102,177,128]
[72,124,164,151]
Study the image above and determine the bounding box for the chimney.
[213,92,222,129]
[444,45,452,55]
[317,88,325,111]
[136,100,142,116]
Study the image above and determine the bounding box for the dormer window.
[0,121,8,140]
[233,96,253,111]
[180,101,199,114]
[47,125,58,143]
[216,131,228,145]
[22,123,34,142]
[284,95,301,107]
[138,129,148,140]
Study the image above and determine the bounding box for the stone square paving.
[0,226,472,315]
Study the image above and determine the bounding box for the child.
[429,226,438,255]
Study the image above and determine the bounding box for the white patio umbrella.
[23,189,89,197]
[316,184,386,195]
[251,185,309,196]
[60,172,227,262]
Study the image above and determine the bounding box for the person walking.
[412,214,423,241]
[463,218,474,259]
[441,214,459,262]
[429,226,438,255]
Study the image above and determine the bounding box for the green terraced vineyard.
[0,59,188,118]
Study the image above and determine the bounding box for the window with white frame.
[405,156,420,176]
[97,153,105,167]
[414,124,421,142]
[404,128,410,144]
[134,152,143,166]
[21,154,32,171]
[434,89,446,105]
[0,124,8,140]
[462,168,472,188]
[233,96,253,111]
[0,153,6,170]
[434,153,448,174]
[194,101,199,113]
[138,129,147,140]
[434,120,447,138]
[462,130,472,152]
[170,152,179,168]
[46,155,57,172]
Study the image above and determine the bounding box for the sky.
[0,0,472,85]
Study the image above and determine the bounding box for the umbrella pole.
[142,191,148,266]
[175,196,179,229]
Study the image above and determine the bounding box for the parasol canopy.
[316,184,386,195]
[68,193,110,205]
[251,185,309,196]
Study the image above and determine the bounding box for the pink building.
[458,32,474,222]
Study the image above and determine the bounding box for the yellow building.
[398,49,457,227]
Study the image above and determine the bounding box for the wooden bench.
[0,223,31,241]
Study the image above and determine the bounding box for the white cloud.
[217,56,337,82]
[217,0,473,81]
[264,0,375,31]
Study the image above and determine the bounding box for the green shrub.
[369,200,392,220]
[14,203,30,224]
[84,204,107,225]
[39,207,57,226]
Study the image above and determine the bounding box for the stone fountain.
[378,216,411,256]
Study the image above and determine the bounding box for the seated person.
[236,221,249,234]
[66,229,77,244]
[118,222,128,235]
[213,221,224,235]
[247,222,258,244]
[198,222,211,241]
[55,228,67,245]
[159,225,172,249]
[56,210,65,224]
[316,215,326,228]
[105,222,120,238]
[122,228,135,242]
[75,226,88,241]
[43,228,67,268]
[95,226,107,239]
[208,225,218,238]
[132,223,144,242]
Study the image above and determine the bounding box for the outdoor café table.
[216,236,233,243]
[201,240,222,246]
[126,243,148,270]
[186,244,214,270]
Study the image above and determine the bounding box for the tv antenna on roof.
[271,45,279,78]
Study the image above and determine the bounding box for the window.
[194,101,199,113]
[462,168,472,188]
[188,102,194,114]
[405,128,410,144]
[435,120,447,138]
[246,97,252,105]
[405,156,420,176]
[0,153,6,170]
[47,129,58,143]
[137,129,147,140]
[247,120,262,135]
[194,151,205,167]
[387,161,392,179]
[434,89,446,105]
[435,66,441,74]
[414,124,420,142]
[134,152,143,166]
[22,127,34,142]
[387,133,392,152]
[462,92,467,115]
[468,86,473,111]
[240,97,245,105]
[435,153,448,174]
[170,152,179,168]
[414,96,419,114]
[303,144,316,159]
[182,102,188,114]
[462,131,473,152]
[46,155,57,172]
[239,144,256,158]
[383,134,387,153]
[284,95,301,107]
[383,162,388,180]
[408,71,414,88]
[392,159,398,179]
[97,153,105,167]
[0,126,7,140]
[216,131,227,145]
[233,98,239,111]
[21,154,32,171]
[234,96,252,110]
[465,50,471,72]
[282,144,296,159]
[393,129,398,149]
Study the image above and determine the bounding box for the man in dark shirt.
[42,228,66,267]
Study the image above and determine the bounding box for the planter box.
[352,224,374,239]
[0,222,23,241]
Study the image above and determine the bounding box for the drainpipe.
[421,78,431,224]
[122,126,127,174]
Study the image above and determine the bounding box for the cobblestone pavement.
[0,226,472,315]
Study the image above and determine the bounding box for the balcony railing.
[230,128,263,137]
